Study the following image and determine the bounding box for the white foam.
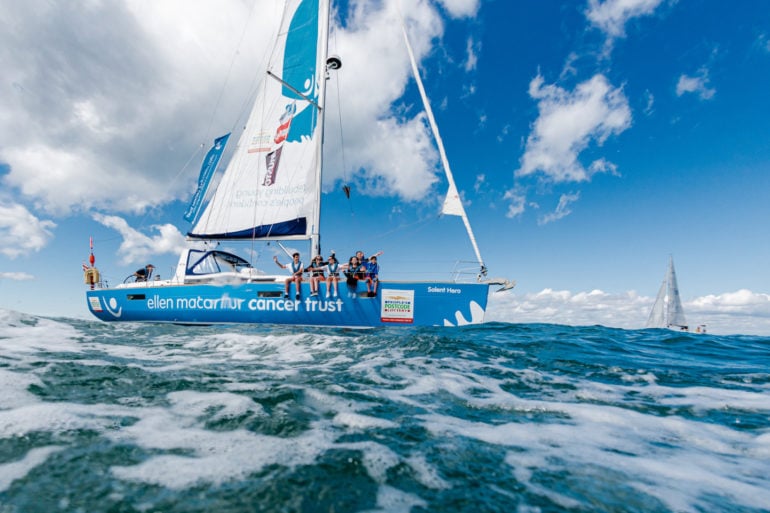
[332,412,397,430]
[0,310,85,355]
[359,484,427,513]
[341,344,770,512]
[0,446,64,492]
[166,390,265,421]
[110,418,336,489]
[0,369,43,409]
[0,402,133,438]
[404,454,450,490]
[418,402,770,512]
[336,441,400,483]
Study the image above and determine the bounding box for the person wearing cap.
[134,264,154,282]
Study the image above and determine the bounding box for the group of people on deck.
[273,250,382,300]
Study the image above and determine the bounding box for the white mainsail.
[190,0,329,243]
[646,256,688,330]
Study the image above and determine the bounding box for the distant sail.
[646,256,688,330]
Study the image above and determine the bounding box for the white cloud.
[435,0,480,19]
[0,0,276,215]
[503,188,528,218]
[489,288,650,328]
[690,289,770,316]
[586,0,664,38]
[464,37,478,71]
[517,74,631,183]
[496,124,510,143]
[676,69,716,100]
[473,174,485,193]
[0,272,35,281]
[317,0,476,200]
[92,214,188,265]
[643,89,655,115]
[0,203,56,258]
[538,191,580,224]
[2,1,467,214]
[2,145,162,216]
[488,288,770,335]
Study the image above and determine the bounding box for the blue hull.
[86,281,490,327]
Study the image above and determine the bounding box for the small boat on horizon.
[646,256,705,333]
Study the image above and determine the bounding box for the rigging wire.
[333,70,353,215]
[129,1,265,239]
[202,0,261,143]
[329,21,354,215]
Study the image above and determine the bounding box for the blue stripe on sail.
[184,133,231,223]
[187,217,307,240]
[283,0,318,142]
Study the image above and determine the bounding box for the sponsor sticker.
[381,289,414,323]
[89,296,103,312]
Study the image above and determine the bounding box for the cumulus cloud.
[586,0,664,39]
[0,272,34,281]
[489,288,650,329]
[676,68,716,100]
[322,0,459,201]
[0,1,280,215]
[488,288,770,335]
[435,0,480,19]
[0,203,56,258]
[517,74,631,183]
[690,289,770,316]
[1,0,464,216]
[92,214,188,265]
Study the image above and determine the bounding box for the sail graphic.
[189,0,324,240]
[183,133,230,223]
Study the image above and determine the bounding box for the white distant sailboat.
[646,256,703,332]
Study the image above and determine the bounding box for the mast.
[312,0,332,258]
[397,10,486,276]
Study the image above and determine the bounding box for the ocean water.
[0,310,768,513]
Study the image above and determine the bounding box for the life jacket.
[291,260,303,276]
[310,261,325,276]
[328,262,339,277]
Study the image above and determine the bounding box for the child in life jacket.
[365,255,379,297]
[324,254,341,298]
[306,255,326,297]
[274,253,303,299]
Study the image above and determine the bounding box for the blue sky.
[2,0,770,334]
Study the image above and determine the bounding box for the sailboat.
[84,0,512,327]
[646,256,690,331]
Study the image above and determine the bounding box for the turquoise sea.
[0,309,768,512]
